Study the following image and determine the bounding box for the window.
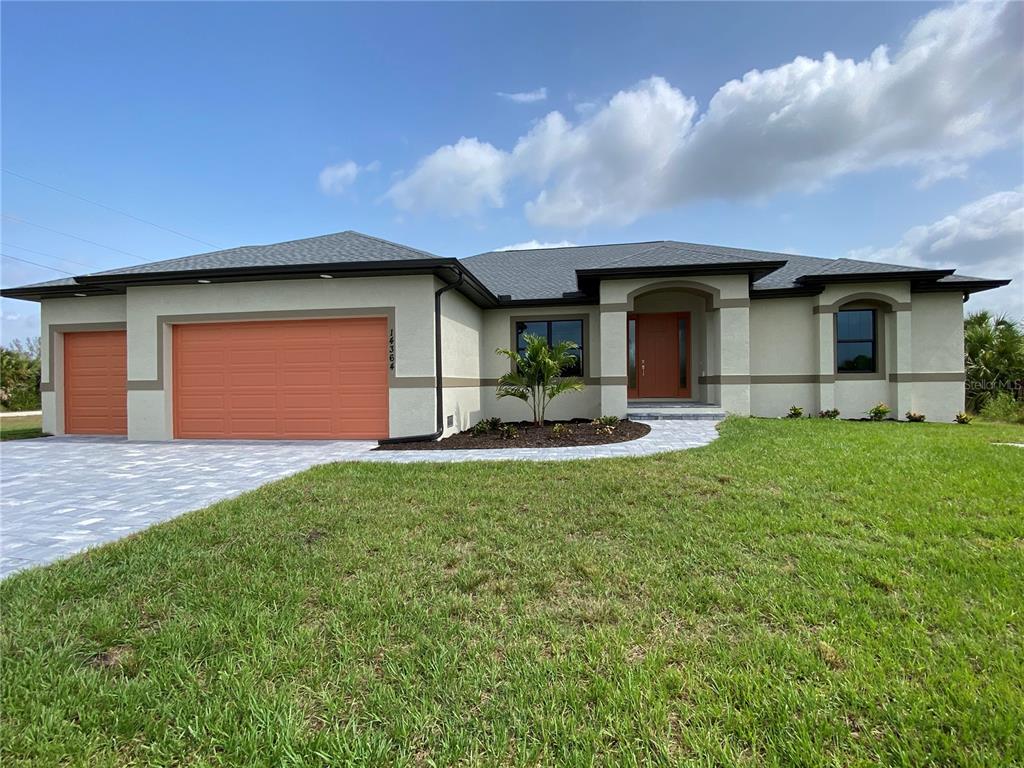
[515,319,584,377]
[836,309,876,373]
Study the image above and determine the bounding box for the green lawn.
[0,414,45,441]
[2,419,1023,767]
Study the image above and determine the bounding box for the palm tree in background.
[964,311,1024,410]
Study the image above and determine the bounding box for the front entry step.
[626,402,727,421]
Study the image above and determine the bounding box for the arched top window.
[835,308,877,373]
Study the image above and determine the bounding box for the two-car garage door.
[172,318,389,439]
[62,318,390,439]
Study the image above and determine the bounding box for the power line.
[1,214,142,259]
[1,252,75,276]
[0,241,93,269]
[2,168,219,249]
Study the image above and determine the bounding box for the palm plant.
[495,333,584,426]
[964,311,1024,410]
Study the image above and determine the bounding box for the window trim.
[509,314,590,380]
[834,306,883,377]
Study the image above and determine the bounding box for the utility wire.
[1,252,76,276]
[0,241,93,269]
[2,168,219,249]
[1,214,142,259]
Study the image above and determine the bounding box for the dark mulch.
[375,419,651,451]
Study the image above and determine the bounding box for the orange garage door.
[64,330,128,435]
[173,318,389,439]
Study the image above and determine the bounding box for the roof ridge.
[343,230,441,259]
[592,241,680,269]
[466,239,668,258]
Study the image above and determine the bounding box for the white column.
[717,305,750,415]
[892,310,913,419]
[598,308,628,417]
[815,311,835,412]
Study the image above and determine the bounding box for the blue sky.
[2,1,1022,343]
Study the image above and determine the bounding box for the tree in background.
[0,337,41,412]
[964,312,1024,412]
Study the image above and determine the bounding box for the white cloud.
[387,2,1023,227]
[497,87,547,104]
[495,240,577,251]
[850,189,1023,319]
[318,159,379,196]
[386,137,509,215]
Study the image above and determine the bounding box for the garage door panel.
[173,318,389,439]
[64,330,127,435]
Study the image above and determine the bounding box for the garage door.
[172,318,389,439]
[64,330,128,435]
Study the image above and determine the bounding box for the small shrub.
[905,411,926,422]
[786,405,804,419]
[818,408,840,419]
[551,423,572,437]
[592,415,620,428]
[470,416,502,436]
[867,402,891,421]
[498,423,518,440]
[594,424,615,436]
[954,411,973,425]
[979,391,1024,424]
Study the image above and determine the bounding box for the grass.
[2,418,1023,767]
[0,414,45,441]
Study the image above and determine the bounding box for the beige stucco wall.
[34,271,969,438]
[440,286,483,435]
[38,294,128,435]
[747,282,964,419]
[478,304,602,422]
[124,276,436,440]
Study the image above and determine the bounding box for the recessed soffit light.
[197,279,212,284]
[319,274,334,279]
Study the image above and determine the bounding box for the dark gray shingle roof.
[461,240,937,300]
[461,242,665,300]
[3,230,1007,302]
[87,231,441,277]
[4,277,80,289]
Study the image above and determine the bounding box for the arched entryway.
[625,283,718,403]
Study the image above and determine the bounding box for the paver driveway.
[0,437,376,578]
[0,421,719,578]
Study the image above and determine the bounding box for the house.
[1,230,1010,441]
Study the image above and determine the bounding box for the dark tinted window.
[836,309,876,373]
[515,319,584,377]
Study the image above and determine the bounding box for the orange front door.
[64,330,128,435]
[632,312,691,399]
[172,318,389,439]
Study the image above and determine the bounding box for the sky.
[2,1,1022,344]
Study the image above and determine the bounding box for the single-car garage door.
[172,318,389,439]
[64,330,128,435]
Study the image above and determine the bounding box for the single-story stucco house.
[1,230,1010,441]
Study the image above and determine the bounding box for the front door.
[629,312,691,399]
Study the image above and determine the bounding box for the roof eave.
[0,284,123,302]
[4,258,501,306]
[911,278,1012,296]
[750,286,825,299]
[575,260,788,293]
[795,269,956,286]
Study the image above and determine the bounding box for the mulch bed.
[375,419,651,451]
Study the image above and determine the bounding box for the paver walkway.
[0,421,718,577]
